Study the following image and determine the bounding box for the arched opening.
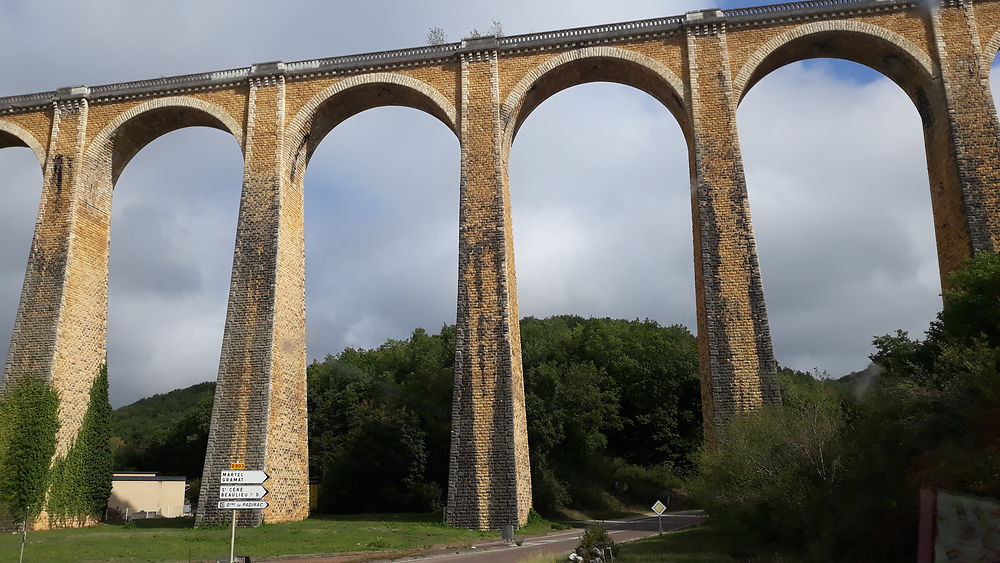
[0,135,45,374]
[509,83,694,327]
[107,128,243,408]
[738,49,940,378]
[286,75,456,187]
[298,89,459,514]
[506,59,700,514]
[94,104,243,486]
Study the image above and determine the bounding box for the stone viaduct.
[0,0,998,531]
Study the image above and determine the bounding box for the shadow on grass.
[617,524,796,563]
[115,517,196,529]
[308,512,443,523]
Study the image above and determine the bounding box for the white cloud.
[739,60,941,375]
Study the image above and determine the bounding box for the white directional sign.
[652,500,667,515]
[220,470,269,484]
[218,501,268,509]
[219,485,268,500]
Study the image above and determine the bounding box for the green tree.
[0,375,59,521]
[691,253,1000,560]
[318,405,435,513]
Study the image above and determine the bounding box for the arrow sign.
[220,470,269,484]
[219,485,268,500]
[218,501,268,509]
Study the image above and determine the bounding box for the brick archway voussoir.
[982,26,1000,72]
[0,120,46,169]
[84,96,245,168]
[501,46,687,150]
[283,72,458,181]
[733,20,936,100]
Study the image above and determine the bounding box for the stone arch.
[734,21,936,111]
[501,46,689,151]
[0,120,46,169]
[85,96,244,186]
[981,26,1000,71]
[284,72,457,185]
[734,18,963,318]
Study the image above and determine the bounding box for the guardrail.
[498,15,686,47]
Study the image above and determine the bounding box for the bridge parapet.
[0,0,953,115]
[724,0,910,20]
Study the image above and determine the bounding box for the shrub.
[574,525,616,562]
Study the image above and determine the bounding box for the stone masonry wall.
[446,47,532,530]
[198,69,310,527]
[686,12,783,426]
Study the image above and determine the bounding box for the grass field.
[1,512,567,562]
[613,523,797,563]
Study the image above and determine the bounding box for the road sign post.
[221,466,270,563]
[18,505,29,563]
[229,508,237,563]
[652,500,667,535]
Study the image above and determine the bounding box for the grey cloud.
[739,61,942,375]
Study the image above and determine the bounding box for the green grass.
[615,523,799,562]
[1,512,566,562]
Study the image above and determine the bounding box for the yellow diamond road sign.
[652,500,667,515]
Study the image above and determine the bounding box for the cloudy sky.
[0,0,995,407]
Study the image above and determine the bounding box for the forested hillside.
[111,382,214,480]
[111,316,703,515]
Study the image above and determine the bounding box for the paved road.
[383,510,706,563]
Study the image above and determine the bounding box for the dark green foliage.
[82,364,114,516]
[134,398,212,480]
[47,364,114,525]
[112,381,215,476]
[691,253,1000,561]
[111,316,701,516]
[319,405,438,513]
[307,317,700,515]
[309,327,454,513]
[0,375,59,520]
[521,316,702,469]
[689,374,861,559]
[521,316,700,512]
[934,251,1000,347]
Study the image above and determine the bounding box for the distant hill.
[836,363,882,398]
[112,381,215,477]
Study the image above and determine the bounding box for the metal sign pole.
[18,505,29,563]
[658,514,663,535]
[230,509,237,563]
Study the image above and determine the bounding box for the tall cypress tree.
[78,363,113,517]
[48,363,113,524]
